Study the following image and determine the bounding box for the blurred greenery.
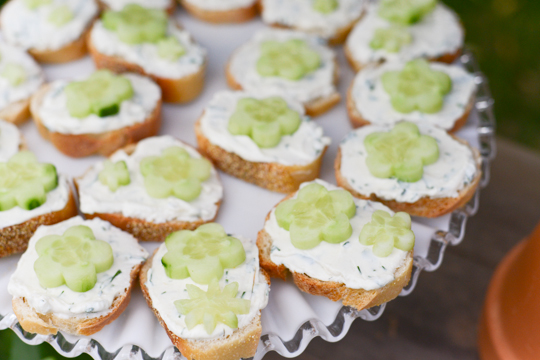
[0,0,539,359]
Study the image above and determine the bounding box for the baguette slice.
[12,263,141,336]
[0,189,77,258]
[195,119,327,194]
[97,0,177,15]
[140,249,270,360]
[257,192,413,311]
[180,0,259,23]
[335,138,482,218]
[0,98,32,126]
[75,142,222,242]
[30,83,162,158]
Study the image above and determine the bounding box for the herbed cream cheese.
[100,0,171,11]
[0,174,70,228]
[261,0,365,39]
[1,0,98,52]
[228,29,338,105]
[144,235,269,340]
[0,119,21,162]
[90,21,207,79]
[199,90,331,166]
[77,136,223,224]
[339,123,478,203]
[351,61,476,130]
[0,39,44,112]
[8,216,148,318]
[38,73,161,135]
[183,0,257,11]
[346,3,463,65]
[265,179,410,291]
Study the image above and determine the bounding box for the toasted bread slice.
[140,249,269,360]
[180,0,259,23]
[0,188,77,258]
[30,83,162,158]
[256,193,413,311]
[97,0,177,15]
[12,263,141,336]
[0,98,32,126]
[195,119,327,194]
[335,138,482,218]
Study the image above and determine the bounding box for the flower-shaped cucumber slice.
[1,64,26,86]
[23,0,51,10]
[161,223,246,285]
[64,70,134,119]
[102,4,168,45]
[364,122,439,182]
[256,39,321,81]
[0,151,58,211]
[47,5,74,27]
[175,279,250,334]
[228,97,302,148]
[139,146,212,201]
[381,59,452,114]
[370,25,412,53]
[378,0,436,25]
[34,225,114,292]
[359,210,415,257]
[313,0,338,14]
[157,37,186,61]
[275,183,356,250]
[99,160,130,192]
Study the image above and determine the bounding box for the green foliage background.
[0,0,538,359]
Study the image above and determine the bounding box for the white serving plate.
[0,8,496,360]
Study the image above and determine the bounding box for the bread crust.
[256,193,413,311]
[87,28,206,104]
[180,0,259,23]
[345,79,474,133]
[139,249,270,360]
[225,60,341,117]
[0,188,78,258]
[12,263,142,336]
[30,83,162,158]
[96,0,177,15]
[334,138,482,218]
[0,98,31,126]
[194,118,327,194]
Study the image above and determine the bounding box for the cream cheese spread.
[0,119,21,162]
[38,73,161,135]
[265,179,410,290]
[1,0,98,52]
[101,0,171,11]
[77,136,223,224]
[144,234,269,340]
[0,39,44,112]
[351,61,476,130]
[228,29,338,105]
[8,216,148,318]
[183,0,256,11]
[346,3,463,65]
[339,123,478,203]
[90,21,206,79]
[261,0,365,39]
[199,90,331,166]
[0,174,70,228]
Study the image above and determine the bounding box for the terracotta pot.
[478,221,540,360]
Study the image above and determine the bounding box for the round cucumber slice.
[63,263,97,293]
[252,121,281,148]
[173,178,202,202]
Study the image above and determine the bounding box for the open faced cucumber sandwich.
[30,69,162,158]
[195,90,330,193]
[347,59,476,132]
[260,0,365,45]
[0,151,77,258]
[8,216,148,335]
[88,4,207,103]
[97,0,176,14]
[0,119,25,162]
[335,121,481,217]
[257,179,414,310]
[140,223,270,360]
[180,0,259,24]
[345,0,463,72]
[0,0,98,64]
[76,136,223,242]
[227,28,341,117]
[0,39,45,125]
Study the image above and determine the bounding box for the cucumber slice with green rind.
[378,0,437,25]
[359,210,415,257]
[256,39,321,80]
